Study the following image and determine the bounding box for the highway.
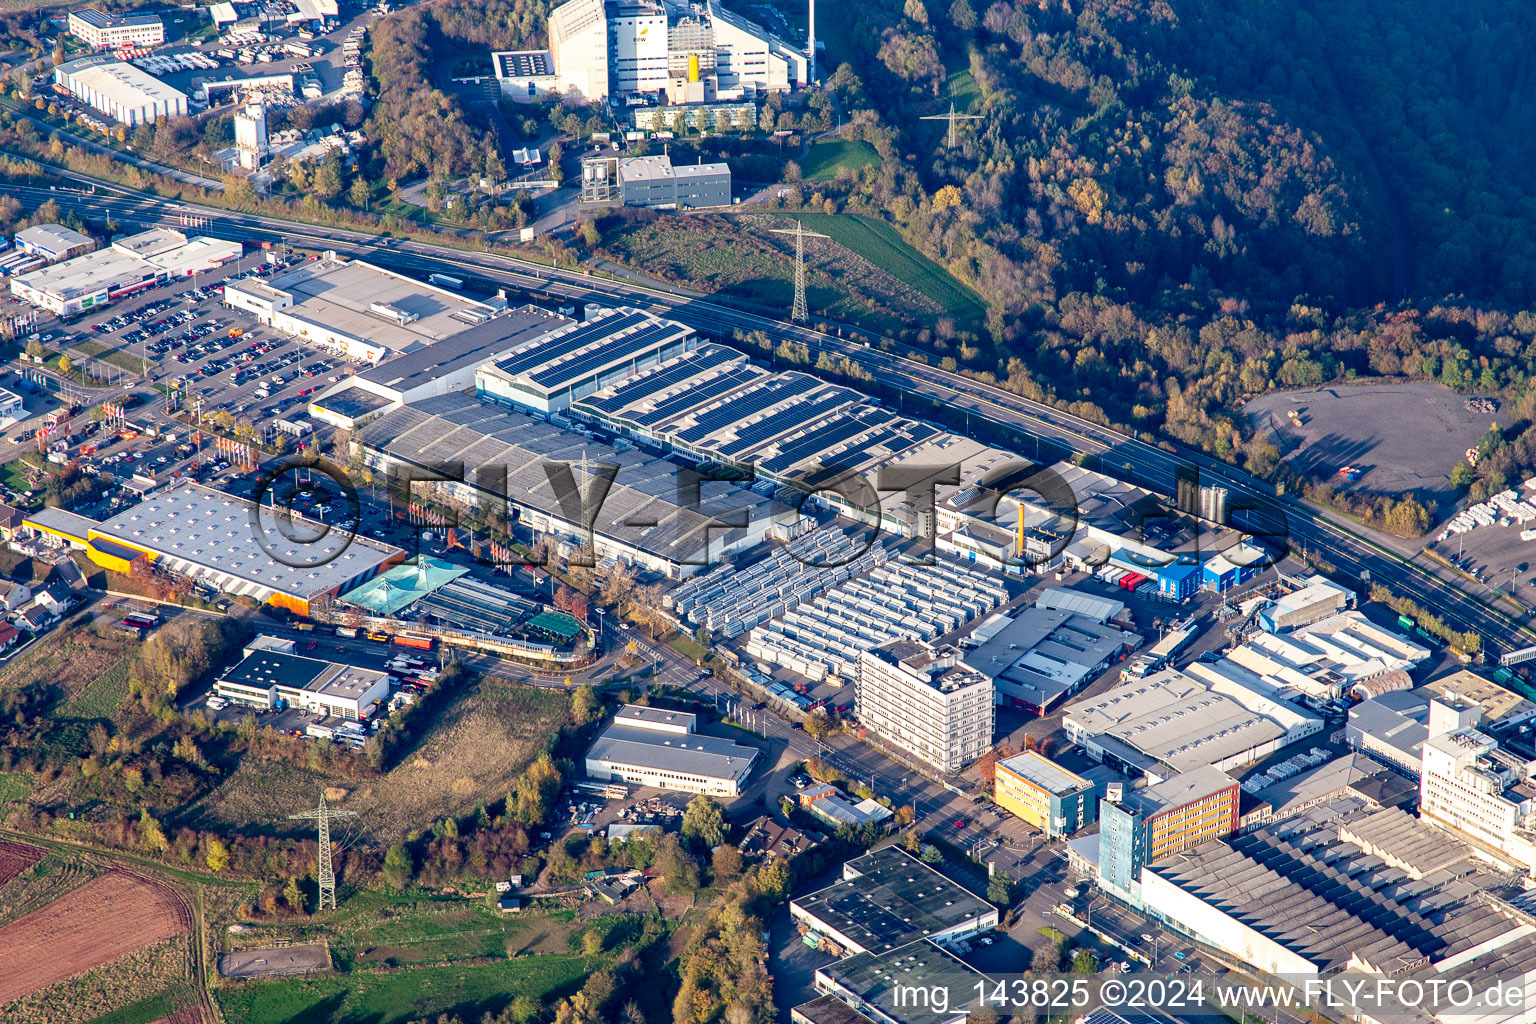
[7,173,1531,661]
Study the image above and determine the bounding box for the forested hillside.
[810,0,1536,486]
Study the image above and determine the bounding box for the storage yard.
[1245,382,1504,511]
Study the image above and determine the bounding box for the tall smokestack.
[807,0,815,83]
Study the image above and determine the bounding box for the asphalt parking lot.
[9,253,365,472]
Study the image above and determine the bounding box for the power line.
[767,220,828,323]
[919,102,984,150]
[288,794,359,911]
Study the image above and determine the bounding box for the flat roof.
[24,506,102,542]
[1419,669,1536,723]
[619,154,730,183]
[1118,764,1235,817]
[14,223,92,254]
[310,385,391,419]
[997,750,1092,797]
[58,58,188,107]
[816,940,989,1024]
[1251,753,1409,821]
[792,846,992,955]
[1065,668,1319,774]
[614,704,697,730]
[13,228,229,302]
[1348,695,1428,763]
[224,648,388,700]
[493,50,553,78]
[361,392,783,567]
[13,246,152,301]
[91,479,402,601]
[259,257,500,355]
[72,9,162,28]
[964,606,1138,709]
[223,650,326,691]
[587,723,756,780]
[356,305,570,395]
[486,306,693,394]
[790,995,875,1024]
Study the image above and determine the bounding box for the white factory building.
[585,704,758,796]
[10,228,240,316]
[223,255,503,363]
[54,56,188,125]
[475,306,695,415]
[1418,695,1536,875]
[67,9,165,49]
[309,305,573,429]
[1216,610,1431,702]
[1063,667,1324,783]
[579,152,732,209]
[14,223,94,262]
[214,636,391,720]
[856,640,993,773]
[498,0,808,103]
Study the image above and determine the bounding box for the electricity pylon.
[289,794,358,910]
[768,220,828,323]
[920,102,983,150]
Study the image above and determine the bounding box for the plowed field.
[0,869,189,1003]
[0,839,41,887]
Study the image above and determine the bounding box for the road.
[10,173,1524,662]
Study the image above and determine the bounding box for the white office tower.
[1419,696,1536,876]
[544,0,807,101]
[235,102,269,170]
[857,640,994,773]
[610,1,670,94]
[547,0,610,101]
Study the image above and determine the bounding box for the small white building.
[213,636,392,720]
[584,703,757,796]
[67,9,165,49]
[14,224,94,262]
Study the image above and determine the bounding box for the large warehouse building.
[224,256,505,363]
[357,391,790,578]
[504,0,808,103]
[475,306,695,415]
[1063,668,1324,782]
[54,56,188,125]
[584,704,757,796]
[309,305,573,428]
[11,228,240,315]
[24,480,404,615]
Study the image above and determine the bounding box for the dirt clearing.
[218,943,330,979]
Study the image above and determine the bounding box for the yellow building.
[994,750,1096,837]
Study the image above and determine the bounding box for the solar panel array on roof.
[675,372,821,444]
[359,392,786,568]
[712,385,863,460]
[494,310,648,378]
[528,320,687,390]
[577,345,744,417]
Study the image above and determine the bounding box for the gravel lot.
[1245,382,1506,512]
